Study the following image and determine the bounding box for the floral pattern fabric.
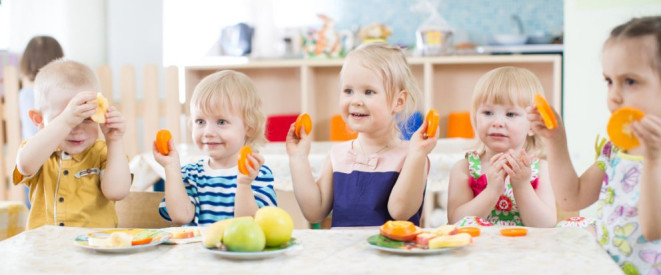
[456,151,540,227]
[594,140,661,275]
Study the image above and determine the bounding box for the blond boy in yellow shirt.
[13,59,131,229]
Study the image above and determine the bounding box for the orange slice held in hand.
[294,113,312,138]
[90,93,109,123]
[534,94,557,129]
[500,227,528,237]
[155,129,172,155]
[425,109,440,138]
[608,107,645,150]
[379,220,420,241]
[238,145,254,175]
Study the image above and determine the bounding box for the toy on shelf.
[358,23,392,44]
[303,14,342,59]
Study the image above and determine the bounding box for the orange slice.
[91,93,109,123]
[607,107,645,150]
[155,129,172,155]
[425,109,440,138]
[457,226,481,237]
[534,94,557,129]
[294,113,312,138]
[500,227,528,237]
[380,220,420,242]
[238,146,254,175]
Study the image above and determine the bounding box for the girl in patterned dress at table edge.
[447,66,557,228]
[527,16,661,275]
[154,70,277,226]
[286,42,437,227]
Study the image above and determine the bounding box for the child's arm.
[99,106,130,201]
[633,115,661,240]
[389,126,436,220]
[447,154,507,223]
[527,106,604,211]
[153,139,195,225]
[286,124,334,223]
[234,152,264,217]
[504,152,556,227]
[16,91,97,175]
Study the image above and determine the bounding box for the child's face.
[41,90,99,155]
[191,107,248,167]
[475,103,531,153]
[603,36,661,117]
[339,59,397,135]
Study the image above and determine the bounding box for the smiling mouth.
[350,112,368,118]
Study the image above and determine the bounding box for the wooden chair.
[115,191,172,228]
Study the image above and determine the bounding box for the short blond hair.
[33,59,100,112]
[471,66,545,158]
[342,42,421,135]
[190,70,267,147]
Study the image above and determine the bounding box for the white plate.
[74,229,170,253]
[204,242,298,260]
[367,243,455,255]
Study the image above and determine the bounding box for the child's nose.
[608,86,623,105]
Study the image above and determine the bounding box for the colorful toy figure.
[303,14,342,58]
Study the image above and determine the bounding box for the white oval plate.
[73,229,170,253]
[204,243,298,260]
[367,243,455,255]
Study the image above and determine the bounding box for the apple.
[222,217,265,252]
[434,225,458,236]
[202,218,238,248]
[415,232,437,245]
[255,206,294,247]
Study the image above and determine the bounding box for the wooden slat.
[3,66,24,201]
[120,65,138,158]
[0,71,6,200]
[142,65,159,153]
[165,66,181,143]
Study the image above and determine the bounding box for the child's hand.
[237,151,265,185]
[502,149,532,188]
[153,139,180,169]
[485,152,507,193]
[408,120,438,156]
[632,114,661,160]
[285,123,311,158]
[526,105,566,142]
[100,106,126,142]
[61,91,98,128]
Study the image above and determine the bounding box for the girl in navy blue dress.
[286,42,437,227]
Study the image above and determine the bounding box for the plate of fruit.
[74,228,171,253]
[203,207,298,260]
[162,227,202,245]
[367,221,474,255]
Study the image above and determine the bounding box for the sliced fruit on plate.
[367,234,405,248]
[434,224,458,236]
[607,107,645,150]
[457,226,481,237]
[380,220,420,241]
[415,232,438,245]
[500,227,528,237]
[534,94,557,129]
[171,228,199,239]
[425,109,440,138]
[428,233,472,249]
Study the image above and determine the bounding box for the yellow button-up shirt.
[13,140,118,229]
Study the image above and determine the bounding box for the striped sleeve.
[252,165,277,207]
[158,163,199,226]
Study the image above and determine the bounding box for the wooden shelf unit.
[184,55,562,140]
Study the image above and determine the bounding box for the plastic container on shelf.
[413,0,454,56]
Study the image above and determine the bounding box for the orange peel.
[155,129,172,155]
[500,227,528,237]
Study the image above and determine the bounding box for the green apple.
[202,218,236,248]
[255,206,294,247]
[222,217,265,252]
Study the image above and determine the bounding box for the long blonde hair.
[341,42,421,136]
[471,66,545,158]
[190,70,267,147]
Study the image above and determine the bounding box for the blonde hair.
[190,70,266,147]
[33,59,99,112]
[341,42,421,136]
[471,66,545,158]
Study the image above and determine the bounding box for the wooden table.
[0,225,622,274]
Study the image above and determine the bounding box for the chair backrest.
[115,191,172,228]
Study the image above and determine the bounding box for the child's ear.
[28,109,44,128]
[392,90,408,113]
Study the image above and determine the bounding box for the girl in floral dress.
[527,16,661,275]
[447,67,557,228]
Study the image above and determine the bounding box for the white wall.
[8,0,106,69]
[563,0,661,216]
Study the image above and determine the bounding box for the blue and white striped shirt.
[158,158,277,226]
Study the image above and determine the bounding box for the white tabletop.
[0,225,622,274]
